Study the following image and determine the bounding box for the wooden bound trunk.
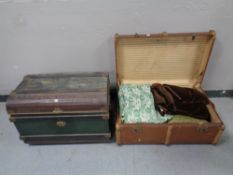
[115,31,225,145]
[6,72,111,144]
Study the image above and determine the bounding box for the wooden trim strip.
[196,33,216,86]
[165,125,173,145]
[212,125,225,145]
[115,31,215,39]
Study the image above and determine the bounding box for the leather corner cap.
[150,83,211,121]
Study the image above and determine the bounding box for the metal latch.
[132,127,142,134]
[196,127,208,133]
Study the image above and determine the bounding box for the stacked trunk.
[6,72,111,144]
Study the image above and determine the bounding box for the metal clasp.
[53,107,62,113]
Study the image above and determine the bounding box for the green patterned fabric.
[168,115,208,124]
[118,84,173,123]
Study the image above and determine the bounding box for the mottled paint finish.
[6,72,110,115]
[16,73,108,93]
[14,115,110,135]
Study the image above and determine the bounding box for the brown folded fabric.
[151,83,211,121]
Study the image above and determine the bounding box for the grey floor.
[0,98,233,175]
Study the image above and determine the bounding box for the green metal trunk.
[6,72,111,144]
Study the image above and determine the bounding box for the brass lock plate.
[56,120,66,128]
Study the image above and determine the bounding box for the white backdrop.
[0,0,232,94]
